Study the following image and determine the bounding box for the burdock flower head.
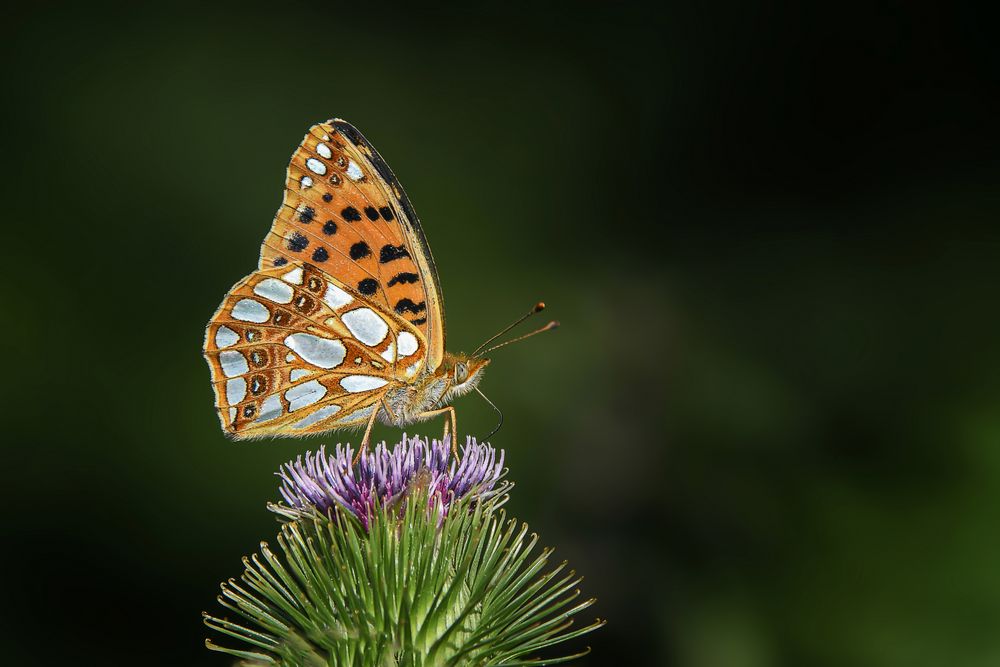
[273,434,508,527]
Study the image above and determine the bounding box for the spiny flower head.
[274,434,508,527]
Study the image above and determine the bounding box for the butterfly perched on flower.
[203,120,556,452]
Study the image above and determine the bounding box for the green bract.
[204,488,603,666]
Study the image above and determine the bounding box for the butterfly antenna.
[475,386,504,441]
[477,320,560,356]
[472,302,547,357]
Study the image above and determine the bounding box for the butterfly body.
[382,354,490,426]
[204,120,493,447]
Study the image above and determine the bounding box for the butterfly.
[203,119,556,453]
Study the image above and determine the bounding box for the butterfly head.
[439,353,490,404]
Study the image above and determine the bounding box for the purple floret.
[276,434,507,528]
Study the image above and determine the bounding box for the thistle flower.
[274,434,508,527]
[205,435,604,665]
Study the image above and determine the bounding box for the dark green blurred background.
[5,2,1000,665]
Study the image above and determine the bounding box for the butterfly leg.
[353,406,381,464]
[380,398,398,424]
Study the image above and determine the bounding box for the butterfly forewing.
[258,120,445,368]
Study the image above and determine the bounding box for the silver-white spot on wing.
[228,406,237,422]
[292,404,341,429]
[232,299,270,323]
[340,375,389,393]
[282,267,304,285]
[300,175,313,189]
[255,394,284,423]
[396,331,418,357]
[226,377,247,404]
[283,333,346,369]
[289,368,311,382]
[324,283,353,309]
[346,160,363,181]
[253,278,294,304]
[306,157,327,175]
[380,341,396,363]
[219,350,249,378]
[285,380,327,412]
[342,308,388,346]
[215,325,239,349]
[316,143,332,159]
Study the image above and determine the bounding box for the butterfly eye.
[455,363,469,384]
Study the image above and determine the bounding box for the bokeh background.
[4,2,1000,665]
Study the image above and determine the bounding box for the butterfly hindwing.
[204,261,425,438]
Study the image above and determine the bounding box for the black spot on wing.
[312,247,329,262]
[322,220,337,235]
[380,244,410,263]
[379,206,394,221]
[287,232,309,252]
[342,206,362,222]
[273,257,288,267]
[387,272,419,287]
[322,193,333,203]
[358,278,379,295]
[364,206,379,221]
[411,317,427,325]
[298,206,315,223]
[350,242,371,260]
[394,298,426,315]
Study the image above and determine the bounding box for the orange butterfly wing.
[261,120,445,367]
[203,120,444,438]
